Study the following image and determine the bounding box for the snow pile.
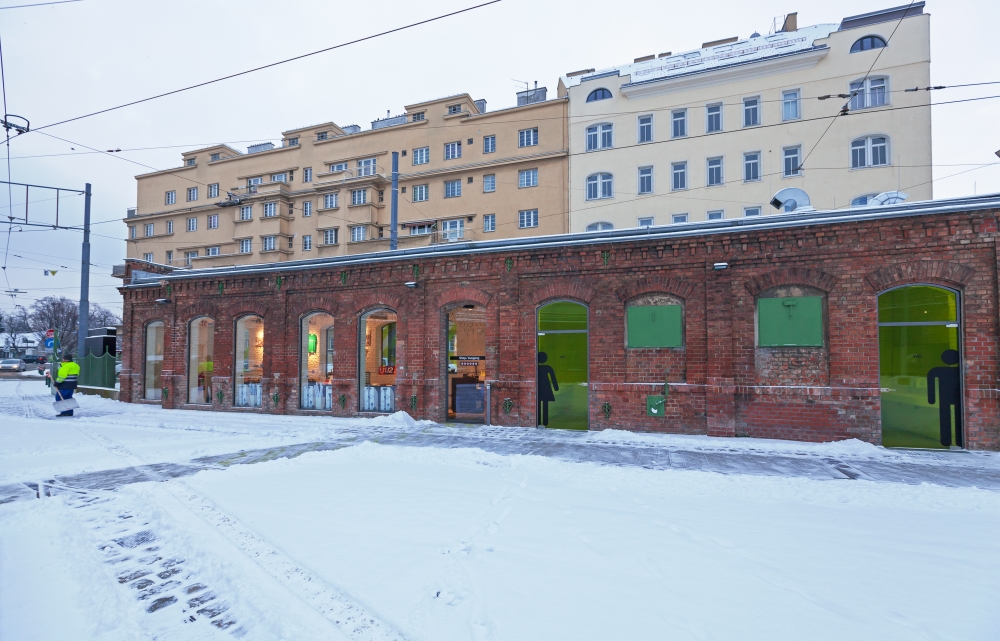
[589,429,894,458]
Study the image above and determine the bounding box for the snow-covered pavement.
[2,379,999,640]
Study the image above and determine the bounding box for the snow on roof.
[562,23,837,89]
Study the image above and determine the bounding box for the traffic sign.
[45,329,55,339]
[44,337,54,349]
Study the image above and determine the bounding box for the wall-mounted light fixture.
[154,298,171,304]
[405,281,418,289]
[713,263,729,270]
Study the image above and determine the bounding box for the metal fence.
[80,352,117,389]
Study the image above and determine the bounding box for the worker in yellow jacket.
[55,353,80,417]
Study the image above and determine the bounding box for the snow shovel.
[53,390,80,413]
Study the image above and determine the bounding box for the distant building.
[559,3,931,231]
[2,333,39,358]
[125,92,567,268]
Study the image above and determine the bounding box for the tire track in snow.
[65,420,408,641]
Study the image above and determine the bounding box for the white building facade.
[560,4,932,231]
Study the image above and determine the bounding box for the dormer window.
[185,158,195,167]
[586,88,612,102]
[317,131,328,141]
[412,112,425,122]
[210,153,220,162]
[851,35,887,53]
[447,104,462,115]
[287,137,299,146]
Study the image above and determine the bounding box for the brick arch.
[353,291,405,315]
[529,282,597,306]
[744,267,839,297]
[288,300,339,321]
[434,286,492,309]
[614,276,696,303]
[177,301,223,324]
[866,260,976,293]
[230,300,270,319]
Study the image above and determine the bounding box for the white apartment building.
[560,3,932,231]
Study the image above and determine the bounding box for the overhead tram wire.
[32,0,503,132]
[0,0,82,8]
[1,30,17,297]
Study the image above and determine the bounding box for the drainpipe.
[390,152,399,250]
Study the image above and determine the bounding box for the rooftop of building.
[123,191,999,286]
[560,2,925,90]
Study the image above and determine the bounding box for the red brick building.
[118,195,1000,450]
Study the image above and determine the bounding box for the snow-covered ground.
[1,379,999,640]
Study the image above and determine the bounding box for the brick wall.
[118,207,1000,450]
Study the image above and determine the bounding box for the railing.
[235,383,263,407]
[371,114,408,130]
[431,228,476,244]
[80,352,117,389]
[361,386,395,412]
[302,383,333,410]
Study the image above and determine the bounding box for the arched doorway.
[536,301,589,430]
[360,309,397,412]
[878,285,961,448]
[143,321,164,401]
[234,315,264,407]
[445,305,487,422]
[187,317,215,404]
[300,312,334,409]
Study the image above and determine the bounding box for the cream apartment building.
[126,90,567,267]
[560,3,932,231]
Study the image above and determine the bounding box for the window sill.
[318,243,340,248]
[259,249,294,255]
[849,164,892,171]
[347,202,381,208]
[318,206,340,212]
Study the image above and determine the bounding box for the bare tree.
[0,308,30,357]
[89,305,122,329]
[24,297,122,356]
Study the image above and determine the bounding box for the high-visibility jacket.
[56,361,80,389]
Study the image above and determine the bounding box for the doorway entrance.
[445,305,486,422]
[878,285,962,448]
[537,301,589,430]
[360,309,397,412]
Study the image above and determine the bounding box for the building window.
[247,177,262,186]
[143,320,164,398]
[586,88,612,102]
[239,205,252,221]
[627,304,683,348]
[270,173,287,183]
[851,136,889,168]
[262,236,276,251]
[744,152,761,182]
[187,187,198,202]
[186,217,197,232]
[850,77,888,110]
[323,193,338,209]
[484,135,496,153]
[411,184,429,202]
[783,146,802,177]
[518,209,539,228]
[302,201,313,217]
[144,223,154,237]
[671,109,687,138]
[518,128,539,147]
[519,168,538,188]
[484,214,496,232]
[706,103,722,133]
[444,141,462,160]
[672,213,688,224]
[585,173,613,200]
[357,158,376,177]
[413,147,429,165]
[782,89,801,121]
[207,214,218,229]
[324,229,338,245]
[128,226,136,239]
[744,206,761,217]
[671,162,687,190]
[233,315,264,408]
[184,250,198,265]
[185,158,195,167]
[409,223,433,235]
[165,250,173,263]
[143,252,153,262]
[586,123,613,151]
[303,168,313,182]
[166,221,174,234]
[441,219,464,241]
[263,202,277,217]
[758,295,824,347]
[743,97,760,127]
[851,194,878,207]
[638,115,653,143]
[207,246,220,256]
[638,166,653,194]
[351,226,366,242]
[208,183,219,198]
[447,104,462,115]
[317,131,328,141]
[411,112,425,121]
[707,157,723,186]
[851,35,887,53]
[586,222,613,231]
[165,191,176,205]
[210,153,220,162]
[638,217,653,227]
[708,210,724,220]
[444,180,462,198]
[483,174,496,193]
[351,189,367,205]
[287,137,299,146]
[329,162,346,172]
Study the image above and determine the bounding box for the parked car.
[0,359,26,372]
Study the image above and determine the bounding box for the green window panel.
[627,305,682,348]
[878,285,957,323]
[537,301,588,331]
[758,296,823,347]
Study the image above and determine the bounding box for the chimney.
[634,54,656,63]
[781,12,797,32]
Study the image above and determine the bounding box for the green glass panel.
[627,305,682,348]
[381,323,396,366]
[878,286,957,323]
[758,296,823,347]
[538,301,588,332]
[537,331,588,430]
[880,324,960,448]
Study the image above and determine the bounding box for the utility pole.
[76,183,91,360]
[390,152,399,251]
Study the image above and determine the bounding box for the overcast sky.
[2,0,998,318]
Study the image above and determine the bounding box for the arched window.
[143,321,164,400]
[850,35,887,53]
[849,76,888,110]
[585,173,614,200]
[586,88,612,102]
[360,309,397,412]
[851,135,889,168]
[187,317,215,404]
[585,222,614,232]
[300,312,334,410]
[234,315,264,407]
[585,123,613,151]
[851,193,878,207]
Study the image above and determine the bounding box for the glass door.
[446,306,486,422]
[537,301,589,430]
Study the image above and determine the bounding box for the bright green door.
[537,301,588,430]
[878,286,962,448]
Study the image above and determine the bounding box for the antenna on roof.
[512,79,529,93]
